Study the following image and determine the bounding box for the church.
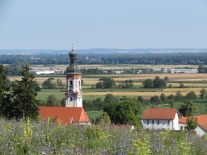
[39,47,90,124]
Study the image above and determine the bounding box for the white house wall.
[172,113,179,130]
[142,120,173,130]
[195,126,207,137]
[142,114,179,130]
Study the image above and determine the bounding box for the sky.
[0,0,207,50]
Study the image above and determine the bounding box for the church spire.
[65,46,83,107]
[65,46,81,74]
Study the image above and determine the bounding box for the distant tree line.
[95,77,134,89]
[1,53,207,65]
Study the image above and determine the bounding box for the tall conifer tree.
[0,65,6,104]
[0,65,12,117]
[11,65,40,119]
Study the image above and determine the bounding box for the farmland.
[7,64,207,116]
[25,72,207,99]
[9,73,205,102]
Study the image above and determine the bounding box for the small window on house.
[152,120,154,125]
[147,120,149,125]
[157,120,159,125]
[70,97,72,101]
[181,126,183,130]
[79,81,81,88]
[168,120,170,125]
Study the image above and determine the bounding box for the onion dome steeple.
[65,47,81,74]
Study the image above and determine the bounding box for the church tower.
[65,47,82,107]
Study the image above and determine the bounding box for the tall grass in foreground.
[0,118,207,155]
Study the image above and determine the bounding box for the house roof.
[39,107,90,124]
[179,115,207,125]
[199,122,207,132]
[142,108,177,120]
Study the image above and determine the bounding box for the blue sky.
[0,0,207,49]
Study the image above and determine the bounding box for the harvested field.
[83,88,201,97]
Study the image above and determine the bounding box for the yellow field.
[82,73,207,85]
[83,88,203,97]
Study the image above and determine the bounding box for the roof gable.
[142,108,177,120]
[39,107,90,124]
[199,122,207,132]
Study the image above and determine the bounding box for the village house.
[39,47,90,125]
[141,108,179,130]
[179,115,207,136]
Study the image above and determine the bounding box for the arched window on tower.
[70,81,73,86]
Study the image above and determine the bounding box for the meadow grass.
[36,89,65,101]
[86,111,103,119]
[0,118,207,155]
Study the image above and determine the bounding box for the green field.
[86,111,103,119]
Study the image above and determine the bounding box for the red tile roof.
[39,107,90,124]
[142,108,177,120]
[200,122,207,132]
[179,115,207,125]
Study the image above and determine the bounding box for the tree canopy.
[178,101,196,117]
[103,97,141,126]
[96,77,116,89]
[143,76,166,89]
[187,117,198,130]
[143,79,153,89]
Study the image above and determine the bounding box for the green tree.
[104,94,119,104]
[0,65,7,105]
[97,112,111,126]
[42,78,56,89]
[178,101,195,117]
[150,95,160,104]
[160,93,166,101]
[186,91,197,100]
[121,80,134,88]
[46,95,58,106]
[138,96,144,103]
[0,65,11,117]
[200,88,207,99]
[187,117,198,130]
[143,79,153,88]
[175,91,183,101]
[96,77,116,89]
[164,76,169,81]
[153,76,166,88]
[10,65,40,119]
[104,97,141,126]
